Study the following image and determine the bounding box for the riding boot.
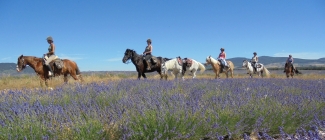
[284,63,287,73]
[146,60,151,70]
[47,65,53,76]
[254,67,257,74]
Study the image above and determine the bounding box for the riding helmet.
[220,48,225,51]
[289,55,292,57]
[253,52,257,55]
[146,39,152,43]
[46,36,53,41]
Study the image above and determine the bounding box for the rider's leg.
[146,60,151,70]
[45,55,56,76]
[284,63,287,72]
[144,55,151,70]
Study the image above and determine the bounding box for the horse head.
[16,55,26,72]
[206,55,212,64]
[242,60,249,67]
[122,49,134,63]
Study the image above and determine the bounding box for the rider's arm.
[224,52,226,59]
[47,44,55,55]
[256,56,258,62]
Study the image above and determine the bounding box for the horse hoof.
[48,87,53,90]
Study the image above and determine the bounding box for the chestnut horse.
[122,49,170,79]
[16,55,83,87]
[205,55,234,78]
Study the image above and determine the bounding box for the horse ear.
[209,55,211,58]
[19,54,23,58]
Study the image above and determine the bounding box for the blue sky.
[1,0,324,71]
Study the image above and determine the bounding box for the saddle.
[252,63,262,68]
[176,56,183,66]
[218,59,225,67]
[53,58,64,69]
[183,58,193,67]
[45,58,64,70]
[150,56,158,64]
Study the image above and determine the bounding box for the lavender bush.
[0,78,324,139]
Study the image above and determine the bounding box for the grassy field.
[1,70,325,90]
[0,71,325,139]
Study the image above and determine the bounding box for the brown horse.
[16,55,83,87]
[122,49,170,80]
[205,55,234,78]
[285,63,294,78]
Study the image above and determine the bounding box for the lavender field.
[1,78,325,139]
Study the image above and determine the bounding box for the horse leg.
[231,70,234,78]
[192,72,196,79]
[225,71,228,78]
[39,76,45,87]
[142,73,147,79]
[191,70,197,79]
[157,71,163,80]
[64,74,69,83]
[137,72,141,80]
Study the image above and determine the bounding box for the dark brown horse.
[122,49,170,79]
[285,63,294,78]
[285,63,302,78]
[16,55,83,87]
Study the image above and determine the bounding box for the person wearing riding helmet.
[251,52,258,73]
[143,39,153,70]
[44,36,56,76]
[218,48,228,72]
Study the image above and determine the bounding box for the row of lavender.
[0,78,324,139]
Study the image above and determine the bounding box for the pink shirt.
[219,52,225,59]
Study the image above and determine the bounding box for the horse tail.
[72,61,81,75]
[227,61,234,70]
[263,66,270,78]
[198,62,206,73]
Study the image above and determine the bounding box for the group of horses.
[122,49,279,80]
[15,48,299,88]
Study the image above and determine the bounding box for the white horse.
[161,58,183,80]
[181,58,206,80]
[242,60,270,78]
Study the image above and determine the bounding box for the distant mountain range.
[226,56,325,68]
[0,63,35,76]
[1,56,324,76]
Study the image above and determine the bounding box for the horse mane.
[207,56,219,64]
[33,57,42,61]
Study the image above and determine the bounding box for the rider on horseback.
[143,39,153,70]
[251,52,258,73]
[218,48,228,72]
[44,36,56,76]
[284,54,300,74]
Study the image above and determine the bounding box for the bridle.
[123,50,133,64]
[17,58,26,71]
